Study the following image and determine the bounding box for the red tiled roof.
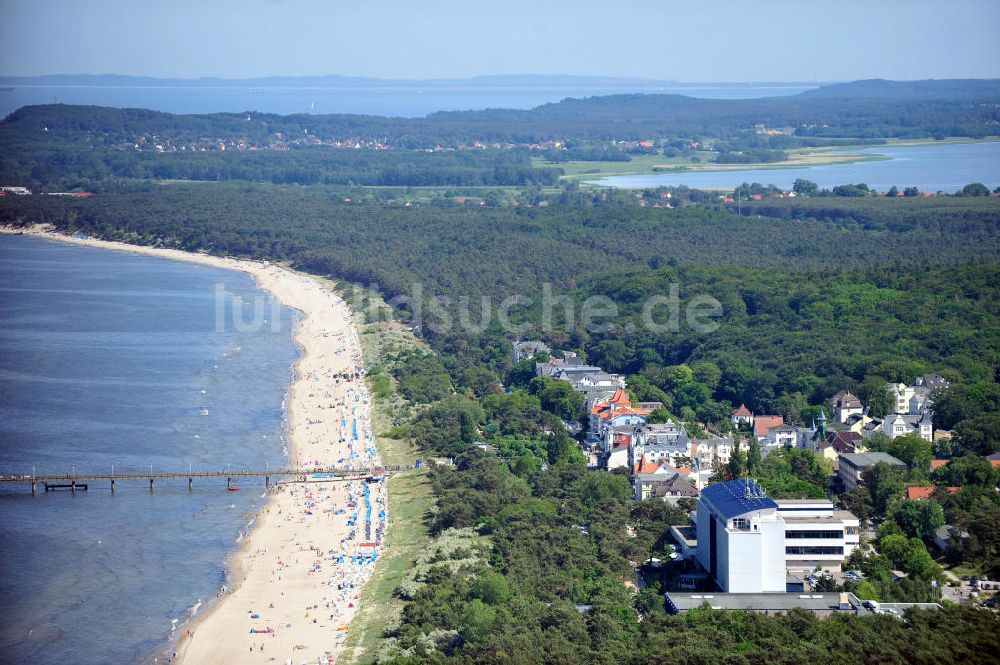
[907,486,960,500]
[599,406,647,421]
[610,388,630,406]
[732,404,752,417]
[929,458,999,471]
[634,455,662,474]
[753,415,784,438]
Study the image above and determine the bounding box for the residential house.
[535,352,589,377]
[692,437,748,470]
[633,421,691,468]
[634,468,698,503]
[753,415,784,440]
[930,459,950,472]
[512,340,550,363]
[605,443,630,471]
[829,391,864,422]
[838,452,906,490]
[878,412,934,442]
[631,454,696,501]
[560,369,620,392]
[906,486,960,501]
[842,412,875,434]
[607,425,636,452]
[764,424,813,452]
[731,404,754,428]
[933,525,970,552]
[888,374,947,416]
[591,389,656,451]
[816,431,863,463]
[932,455,1000,472]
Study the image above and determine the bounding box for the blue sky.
[1,0,998,81]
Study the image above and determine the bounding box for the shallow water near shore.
[0,234,299,664]
[592,140,1000,191]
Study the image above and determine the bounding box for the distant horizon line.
[4,73,997,89]
[0,72,847,87]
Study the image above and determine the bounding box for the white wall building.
[633,421,691,468]
[880,412,934,442]
[693,437,748,470]
[693,480,861,592]
[695,479,787,593]
[829,390,864,423]
[777,499,861,572]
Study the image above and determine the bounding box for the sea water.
[0,235,299,664]
[0,82,816,119]
[593,140,1000,192]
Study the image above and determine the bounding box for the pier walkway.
[0,466,399,493]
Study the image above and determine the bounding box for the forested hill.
[798,78,1000,100]
[2,188,998,420]
[3,78,998,148]
[431,79,1000,139]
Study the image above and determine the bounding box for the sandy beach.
[2,226,386,665]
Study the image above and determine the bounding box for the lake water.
[0,83,815,119]
[0,235,299,664]
[592,141,1000,192]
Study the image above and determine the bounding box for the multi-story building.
[838,451,907,490]
[690,480,862,592]
[512,340,550,363]
[777,499,861,572]
[880,412,934,442]
[829,390,864,422]
[692,437,748,470]
[888,374,948,416]
[763,424,814,452]
[695,479,787,593]
[633,421,691,468]
[591,389,655,452]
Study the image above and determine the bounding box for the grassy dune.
[339,282,434,663]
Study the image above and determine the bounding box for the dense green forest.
[0,119,562,189]
[2,186,998,433]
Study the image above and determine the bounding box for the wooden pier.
[0,466,395,494]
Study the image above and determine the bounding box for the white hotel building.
[693,480,859,592]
